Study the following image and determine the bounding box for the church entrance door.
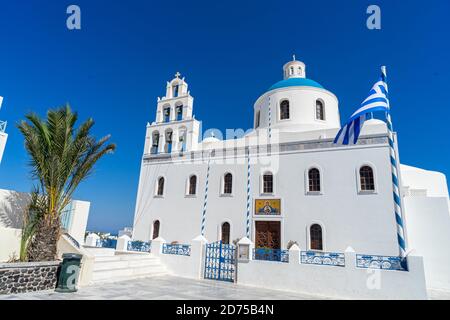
[255,221,281,249]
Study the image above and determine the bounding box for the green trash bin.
[55,253,83,293]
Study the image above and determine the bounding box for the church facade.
[132,59,450,291]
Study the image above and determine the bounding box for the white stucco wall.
[254,86,340,133]
[0,188,91,262]
[133,139,400,256]
[404,196,450,290]
[69,200,91,244]
[401,165,449,198]
[0,227,21,261]
[237,250,427,300]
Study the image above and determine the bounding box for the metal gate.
[204,241,236,282]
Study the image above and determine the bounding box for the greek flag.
[334,72,389,145]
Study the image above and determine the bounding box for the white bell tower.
[142,73,200,156]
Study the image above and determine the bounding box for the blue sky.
[0,0,449,233]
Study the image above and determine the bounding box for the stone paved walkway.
[0,275,327,300]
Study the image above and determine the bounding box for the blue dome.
[268,78,324,91]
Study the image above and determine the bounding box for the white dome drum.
[253,59,340,133]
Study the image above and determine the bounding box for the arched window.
[164,107,171,122]
[360,166,375,191]
[176,105,183,121]
[178,129,187,152]
[157,177,165,196]
[223,173,233,194]
[173,84,179,98]
[221,222,230,244]
[255,110,261,128]
[308,168,321,192]
[165,130,173,153]
[280,100,290,120]
[188,175,197,195]
[151,131,160,154]
[310,224,323,251]
[152,220,160,240]
[263,173,274,194]
[316,100,325,120]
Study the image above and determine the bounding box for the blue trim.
[300,251,345,267]
[127,240,151,252]
[253,248,289,263]
[268,78,324,91]
[96,239,117,249]
[356,254,407,271]
[162,243,191,256]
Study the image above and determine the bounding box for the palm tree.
[17,105,116,261]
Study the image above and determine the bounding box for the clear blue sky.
[0,1,449,233]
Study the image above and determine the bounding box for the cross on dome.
[175,72,181,78]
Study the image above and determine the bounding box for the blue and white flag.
[334,72,389,145]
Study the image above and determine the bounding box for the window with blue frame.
[173,85,179,97]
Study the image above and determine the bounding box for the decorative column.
[245,148,252,238]
[200,152,212,236]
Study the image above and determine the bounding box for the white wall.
[238,250,427,300]
[0,188,91,262]
[133,141,400,256]
[404,196,450,291]
[150,237,205,280]
[69,200,91,244]
[254,86,340,133]
[0,227,21,261]
[401,165,449,198]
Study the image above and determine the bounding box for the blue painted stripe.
[395,212,404,228]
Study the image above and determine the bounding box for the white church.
[132,58,450,294]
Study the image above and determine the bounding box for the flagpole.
[381,66,407,259]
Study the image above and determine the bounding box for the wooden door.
[255,221,281,249]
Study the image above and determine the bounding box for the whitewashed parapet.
[84,233,99,247]
[116,235,131,252]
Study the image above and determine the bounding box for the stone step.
[94,253,154,262]
[93,258,162,271]
[92,265,167,281]
[90,271,168,284]
[83,247,116,257]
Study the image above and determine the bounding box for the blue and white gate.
[204,241,236,282]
